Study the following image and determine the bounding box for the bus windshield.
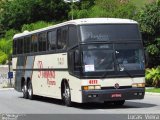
[80,24,141,42]
[82,44,144,73]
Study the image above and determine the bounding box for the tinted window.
[57,29,62,49]
[38,32,47,51]
[57,27,68,50]
[80,24,141,42]
[115,43,145,71]
[61,27,68,49]
[48,30,57,50]
[24,36,31,53]
[31,34,38,52]
[17,38,23,54]
[69,26,78,47]
[13,40,17,55]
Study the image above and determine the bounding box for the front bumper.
[82,88,145,103]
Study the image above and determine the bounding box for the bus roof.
[13,18,138,39]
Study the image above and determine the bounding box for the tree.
[0,0,70,31]
[21,21,54,32]
[73,0,136,19]
[0,38,12,64]
[136,1,160,67]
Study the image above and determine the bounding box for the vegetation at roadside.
[146,66,160,88]
[146,88,160,93]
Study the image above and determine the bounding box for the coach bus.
[12,18,145,106]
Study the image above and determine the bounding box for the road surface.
[0,89,160,114]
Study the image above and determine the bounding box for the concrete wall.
[0,65,14,88]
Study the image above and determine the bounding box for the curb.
[0,88,14,91]
[145,92,160,96]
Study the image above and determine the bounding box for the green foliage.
[131,0,155,8]
[5,29,18,40]
[0,51,8,64]
[0,0,70,30]
[137,2,160,36]
[73,0,136,19]
[146,44,160,55]
[0,38,12,64]
[21,21,53,32]
[146,66,160,88]
[136,1,160,67]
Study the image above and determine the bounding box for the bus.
[12,18,145,106]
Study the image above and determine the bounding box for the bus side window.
[57,27,68,50]
[17,38,23,54]
[69,26,78,48]
[31,34,38,52]
[57,28,62,49]
[38,32,47,52]
[61,27,68,49]
[24,36,31,53]
[13,40,17,55]
[48,30,57,50]
[68,48,81,76]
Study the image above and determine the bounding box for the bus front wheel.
[62,82,72,107]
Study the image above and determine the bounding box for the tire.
[62,82,72,107]
[28,81,34,100]
[22,83,28,99]
[113,100,125,106]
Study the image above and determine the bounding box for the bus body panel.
[12,58,17,70]
[81,77,145,87]
[12,18,145,104]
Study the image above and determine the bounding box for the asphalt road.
[0,89,160,114]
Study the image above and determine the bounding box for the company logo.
[37,61,56,85]
[114,83,120,89]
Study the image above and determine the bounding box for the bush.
[146,66,160,88]
[0,51,8,64]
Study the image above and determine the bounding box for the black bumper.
[82,88,145,103]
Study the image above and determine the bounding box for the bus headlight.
[83,85,101,90]
[132,83,145,88]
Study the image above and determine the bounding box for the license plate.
[111,93,122,98]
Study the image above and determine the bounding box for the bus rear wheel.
[22,83,28,99]
[62,82,72,107]
[28,81,34,100]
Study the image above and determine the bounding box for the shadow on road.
[19,95,157,110]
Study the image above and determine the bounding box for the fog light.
[134,92,138,95]
[93,94,98,97]
[88,95,92,98]
[139,92,142,95]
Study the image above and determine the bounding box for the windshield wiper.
[115,51,133,78]
[118,63,133,78]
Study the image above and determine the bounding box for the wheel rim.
[64,84,70,100]
[28,83,32,97]
[63,83,71,106]
[23,85,27,94]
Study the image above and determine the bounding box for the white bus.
[12,18,145,106]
